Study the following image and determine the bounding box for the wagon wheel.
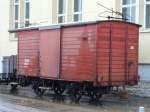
[53,84,66,101]
[19,77,29,87]
[34,87,45,97]
[53,85,65,95]
[89,91,102,103]
[54,86,65,95]
[32,82,45,97]
[72,90,82,103]
[10,84,18,91]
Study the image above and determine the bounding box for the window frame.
[121,0,139,23]
[57,0,67,24]
[24,0,30,27]
[14,0,20,29]
[144,0,150,30]
[73,0,82,22]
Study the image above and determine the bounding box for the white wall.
[0,0,17,56]
[30,0,52,26]
[139,33,150,64]
[82,0,115,22]
[29,0,115,25]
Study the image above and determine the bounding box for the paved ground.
[0,97,48,112]
[127,82,150,97]
[0,83,150,112]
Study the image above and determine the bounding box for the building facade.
[115,0,150,81]
[9,0,116,28]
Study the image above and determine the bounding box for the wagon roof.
[9,20,141,33]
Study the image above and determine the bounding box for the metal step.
[9,82,19,86]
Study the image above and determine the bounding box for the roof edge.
[9,20,141,33]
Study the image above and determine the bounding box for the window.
[122,0,136,22]
[14,0,19,29]
[25,0,30,27]
[145,0,150,29]
[73,0,82,22]
[58,0,66,23]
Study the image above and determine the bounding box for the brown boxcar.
[14,20,140,87]
[9,20,141,101]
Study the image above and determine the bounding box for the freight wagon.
[9,20,141,102]
[0,55,17,84]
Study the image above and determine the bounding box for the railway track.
[0,84,121,105]
[1,84,150,112]
[0,86,101,105]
